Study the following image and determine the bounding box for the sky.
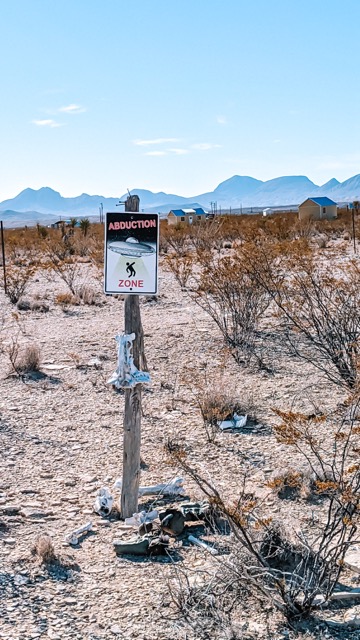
[1,0,360,200]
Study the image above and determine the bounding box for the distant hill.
[2,173,360,226]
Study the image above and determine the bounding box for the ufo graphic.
[108,237,155,258]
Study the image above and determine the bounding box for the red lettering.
[118,279,144,288]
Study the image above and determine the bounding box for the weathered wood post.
[104,195,158,519]
[121,194,143,518]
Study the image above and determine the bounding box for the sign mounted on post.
[104,212,159,295]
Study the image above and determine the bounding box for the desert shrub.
[5,264,36,304]
[36,224,48,239]
[77,284,99,305]
[164,253,194,289]
[45,256,81,295]
[163,225,189,255]
[79,218,90,237]
[314,234,328,249]
[168,563,247,640]
[166,396,360,619]
[7,341,41,375]
[55,292,79,308]
[267,469,306,500]
[196,388,244,443]
[242,241,360,389]
[190,252,270,368]
[32,535,57,564]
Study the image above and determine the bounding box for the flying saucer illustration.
[108,237,155,258]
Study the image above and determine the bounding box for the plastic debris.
[218,413,247,431]
[93,487,114,517]
[159,508,186,536]
[113,533,169,556]
[65,521,93,546]
[188,534,218,555]
[113,476,185,497]
[124,509,159,527]
[107,333,151,389]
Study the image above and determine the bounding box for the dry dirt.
[0,253,360,640]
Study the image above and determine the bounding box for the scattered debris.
[188,534,219,555]
[65,521,93,546]
[113,533,169,557]
[124,509,159,527]
[93,487,114,517]
[218,413,247,431]
[159,508,186,536]
[113,475,184,497]
[330,589,360,602]
[107,333,151,389]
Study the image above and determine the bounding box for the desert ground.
[1,217,360,640]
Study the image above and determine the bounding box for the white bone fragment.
[113,476,184,497]
[188,534,218,555]
[124,509,159,527]
[107,333,151,389]
[64,521,93,546]
[329,589,360,601]
[219,413,247,431]
[93,487,114,517]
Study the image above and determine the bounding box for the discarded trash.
[107,333,151,389]
[159,508,186,536]
[113,476,185,497]
[94,487,114,517]
[218,413,247,431]
[124,509,159,527]
[65,521,93,546]
[188,534,218,555]
[114,536,150,556]
[113,533,169,556]
[180,501,210,521]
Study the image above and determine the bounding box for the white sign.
[104,212,159,295]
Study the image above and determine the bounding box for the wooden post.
[0,221,6,295]
[121,194,143,519]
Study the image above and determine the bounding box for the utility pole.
[0,221,6,294]
[352,201,359,254]
[99,202,103,224]
[121,193,144,518]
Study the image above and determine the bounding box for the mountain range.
[1,173,360,226]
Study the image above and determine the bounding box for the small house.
[167,208,207,226]
[298,197,337,221]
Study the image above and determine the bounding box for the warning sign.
[104,212,159,295]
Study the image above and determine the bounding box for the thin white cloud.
[134,137,180,146]
[145,150,168,156]
[216,115,227,125]
[192,143,221,151]
[169,148,189,155]
[58,104,86,114]
[32,119,63,128]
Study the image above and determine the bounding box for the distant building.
[167,207,207,226]
[262,208,273,217]
[51,220,71,229]
[298,197,337,221]
[51,219,81,229]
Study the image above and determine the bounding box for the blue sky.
[1,0,360,200]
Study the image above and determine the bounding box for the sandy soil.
[0,253,359,640]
